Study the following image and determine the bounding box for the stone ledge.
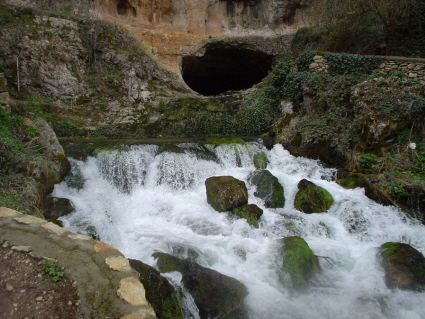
[0,206,156,319]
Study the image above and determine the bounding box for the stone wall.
[309,54,425,81]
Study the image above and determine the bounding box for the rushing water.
[53,142,425,319]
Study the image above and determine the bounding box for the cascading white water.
[53,142,425,319]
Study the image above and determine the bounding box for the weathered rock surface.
[253,151,269,169]
[351,78,425,148]
[294,179,333,213]
[278,236,321,290]
[153,252,248,319]
[21,117,71,194]
[44,196,75,220]
[232,204,263,227]
[248,170,285,208]
[205,176,248,212]
[129,259,184,319]
[0,6,188,131]
[379,242,425,291]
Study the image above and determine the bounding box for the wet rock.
[152,252,248,319]
[232,204,263,227]
[294,179,333,213]
[129,259,184,319]
[205,176,248,212]
[379,242,425,291]
[248,170,285,208]
[44,197,74,220]
[278,236,321,290]
[253,152,269,169]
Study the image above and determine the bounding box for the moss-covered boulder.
[44,197,74,220]
[153,252,248,319]
[253,152,269,169]
[232,204,263,227]
[247,170,285,208]
[294,179,333,213]
[379,242,425,291]
[279,236,321,290]
[129,258,184,319]
[205,176,248,212]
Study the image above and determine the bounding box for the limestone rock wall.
[96,0,309,35]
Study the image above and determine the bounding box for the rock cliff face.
[97,0,308,34]
[94,0,308,69]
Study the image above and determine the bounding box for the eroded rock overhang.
[181,43,274,96]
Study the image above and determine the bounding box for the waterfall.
[53,142,425,319]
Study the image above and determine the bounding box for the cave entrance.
[181,47,274,96]
[117,0,136,17]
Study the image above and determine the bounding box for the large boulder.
[294,179,333,213]
[205,176,248,212]
[232,204,263,227]
[152,252,248,319]
[129,259,184,319]
[248,170,285,208]
[279,236,321,290]
[379,242,425,291]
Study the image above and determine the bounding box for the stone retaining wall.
[0,206,156,319]
[309,54,425,80]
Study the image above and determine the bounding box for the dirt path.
[0,243,81,319]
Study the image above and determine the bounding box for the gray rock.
[379,242,425,291]
[153,252,248,319]
[248,170,285,208]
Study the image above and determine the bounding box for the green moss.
[280,236,321,290]
[253,151,268,169]
[232,204,263,227]
[381,242,404,259]
[294,179,333,213]
[206,138,245,146]
[152,252,184,274]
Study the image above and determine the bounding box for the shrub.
[297,50,316,72]
[358,153,378,168]
[323,53,382,74]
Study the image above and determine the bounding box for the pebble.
[6,283,14,291]
[36,296,43,301]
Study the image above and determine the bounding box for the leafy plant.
[297,50,316,72]
[323,53,382,74]
[358,153,378,168]
[40,260,65,282]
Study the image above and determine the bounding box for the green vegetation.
[358,153,378,169]
[323,53,382,75]
[280,236,321,290]
[232,204,263,227]
[40,259,66,282]
[294,179,334,214]
[308,0,425,57]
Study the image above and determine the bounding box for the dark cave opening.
[181,47,274,96]
[117,0,136,17]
